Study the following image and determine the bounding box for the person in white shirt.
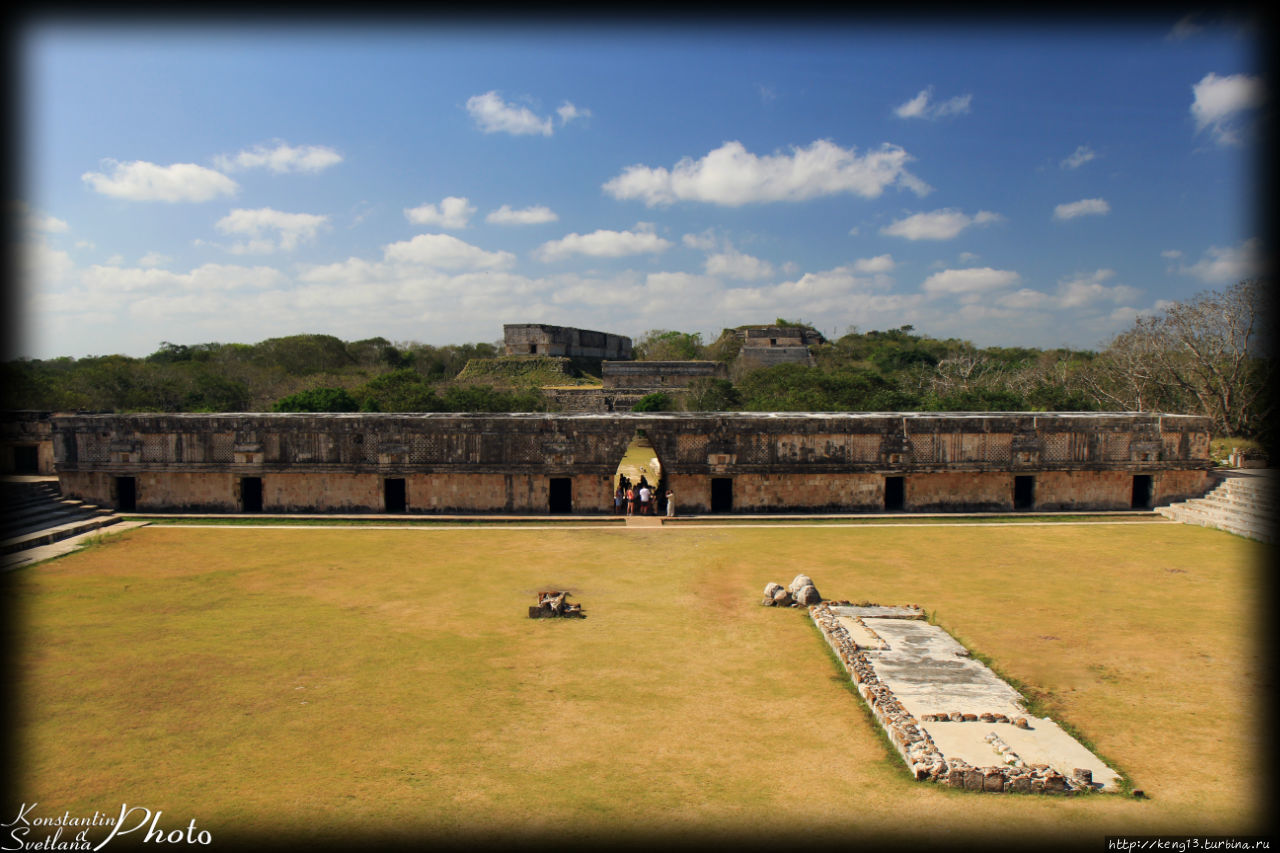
[638,485,651,514]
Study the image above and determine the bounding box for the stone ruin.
[528,590,585,619]
[761,574,822,607]
[810,599,1117,794]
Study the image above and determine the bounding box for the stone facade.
[1,411,57,475]
[51,412,1214,515]
[733,325,825,371]
[601,360,728,389]
[502,324,632,360]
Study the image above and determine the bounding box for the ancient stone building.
[502,324,632,360]
[732,325,826,370]
[1,411,56,475]
[51,411,1213,516]
[601,360,727,389]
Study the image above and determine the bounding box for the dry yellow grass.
[8,522,1268,846]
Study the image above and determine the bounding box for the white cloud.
[215,208,330,254]
[881,208,1001,240]
[1053,269,1139,308]
[1167,14,1202,41]
[23,237,76,289]
[705,246,775,281]
[602,139,930,207]
[213,140,342,173]
[894,86,972,119]
[18,203,68,233]
[1053,198,1110,220]
[1176,238,1262,284]
[1060,145,1096,169]
[486,204,558,225]
[466,91,554,136]
[556,101,590,125]
[82,159,238,202]
[139,252,172,268]
[76,262,289,298]
[681,230,718,251]
[534,228,673,262]
[852,254,896,273]
[1161,249,1184,260]
[922,267,1020,297]
[383,233,516,271]
[405,197,476,229]
[1191,72,1264,146]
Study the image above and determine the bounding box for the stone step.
[1167,511,1272,536]
[1157,474,1275,543]
[1,514,123,556]
[2,506,116,541]
[3,497,108,527]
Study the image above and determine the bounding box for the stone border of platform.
[810,600,1096,794]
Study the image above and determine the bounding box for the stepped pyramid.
[1156,471,1274,543]
[2,478,122,558]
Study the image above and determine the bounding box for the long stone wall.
[51,412,1213,514]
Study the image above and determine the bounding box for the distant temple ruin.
[732,324,826,370]
[503,324,632,360]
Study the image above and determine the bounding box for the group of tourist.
[613,476,675,517]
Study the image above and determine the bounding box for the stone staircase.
[2,477,122,556]
[1156,471,1274,543]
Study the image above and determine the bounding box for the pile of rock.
[528,590,585,619]
[761,574,822,607]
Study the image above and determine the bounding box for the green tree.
[633,330,705,361]
[271,388,361,412]
[355,369,441,412]
[685,378,741,411]
[631,392,675,412]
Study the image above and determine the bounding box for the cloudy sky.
[15,15,1265,360]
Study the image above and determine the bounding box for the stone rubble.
[761,574,822,608]
[808,598,1097,795]
[528,590,585,619]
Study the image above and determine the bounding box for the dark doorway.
[884,476,905,511]
[1131,475,1153,509]
[1013,475,1035,510]
[240,477,263,513]
[384,478,406,513]
[549,477,572,514]
[114,476,136,512]
[711,477,733,513]
[12,446,39,474]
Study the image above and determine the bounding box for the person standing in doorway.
[639,484,651,515]
[626,486,636,516]
[665,489,675,518]
[614,485,624,515]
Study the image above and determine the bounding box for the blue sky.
[16,16,1265,360]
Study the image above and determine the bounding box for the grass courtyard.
[6,521,1270,846]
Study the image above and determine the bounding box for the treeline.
[0,336,521,414]
[635,280,1271,445]
[2,281,1269,443]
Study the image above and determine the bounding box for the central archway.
[613,430,665,514]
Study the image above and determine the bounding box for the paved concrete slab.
[858,615,1025,718]
[924,720,1120,790]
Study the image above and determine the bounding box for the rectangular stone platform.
[813,602,1120,793]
